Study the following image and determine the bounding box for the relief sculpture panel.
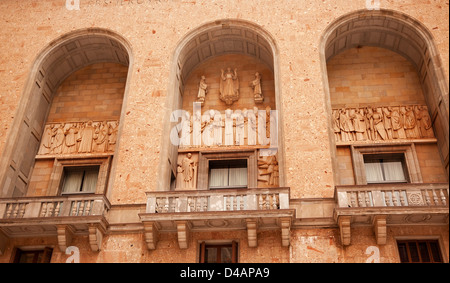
[332,105,434,143]
[38,120,119,155]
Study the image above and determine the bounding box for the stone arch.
[0,28,133,197]
[319,9,449,180]
[158,19,284,191]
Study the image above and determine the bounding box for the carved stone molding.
[176,221,191,249]
[372,215,387,245]
[246,218,258,248]
[143,222,160,250]
[338,216,351,246]
[88,224,105,252]
[279,217,291,247]
[56,224,75,252]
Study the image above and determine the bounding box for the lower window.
[12,247,53,263]
[199,241,238,263]
[397,240,443,263]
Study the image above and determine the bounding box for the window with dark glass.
[61,166,100,194]
[397,240,443,263]
[12,248,53,263]
[209,159,247,189]
[364,154,408,184]
[199,242,238,263]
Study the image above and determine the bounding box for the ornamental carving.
[332,105,434,143]
[38,120,119,155]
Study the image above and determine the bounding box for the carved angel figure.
[220,68,239,105]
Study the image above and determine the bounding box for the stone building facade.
[0,0,448,263]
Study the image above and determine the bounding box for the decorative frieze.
[332,105,435,143]
[37,120,119,156]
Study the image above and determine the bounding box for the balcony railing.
[0,194,110,220]
[141,187,293,249]
[145,187,290,214]
[335,183,449,209]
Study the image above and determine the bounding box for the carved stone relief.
[257,151,279,187]
[38,120,119,155]
[250,72,264,104]
[332,105,434,143]
[219,68,240,105]
[179,107,276,148]
[196,75,208,105]
[176,152,198,190]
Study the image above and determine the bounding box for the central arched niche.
[159,19,283,191]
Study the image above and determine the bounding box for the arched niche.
[158,19,284,191]
[320,9,449,180]
[0,28,133,197]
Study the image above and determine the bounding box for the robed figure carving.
[220,68,240,105]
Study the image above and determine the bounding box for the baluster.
[164,197,169,213]
[400,191,406,206]
[364,192,370,207]
[188,197,194,212]
[240,195,245,210]
[258,195,263,210]
[226,196,231,211]
[392,190,398,206]
[71,201,78,216]
[203,197,208,212]
[358,191,364,207]
[47,202,54,217]
[272,194,279,209]
[78,201,84,216]
[350,192,357,207]
[54,202,61,216]
[424,190,431,206]
[432,190,439,206]
[440,189,447,206]
[41,203,48,217]
[265,195,270,210]
[18,203,26,218]
[84,201,91,216]
[5,204,13,218]
[10,204,18,218]
[170,198,176,212]
[384,191,391,206]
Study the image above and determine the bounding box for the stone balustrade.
[335,183,448,209]
[145,187,290,214]
[0,194,110,220]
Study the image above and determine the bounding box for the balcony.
[334,183,449,245]
[139,187,294,249]
[0,194,110,252]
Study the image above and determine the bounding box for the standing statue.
[250,72,263,103]
[220,68,240,105]
[197,76,208,104]
[181,153,197,189]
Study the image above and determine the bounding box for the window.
[199,242,238,263]
[397,240,443,263]
[209,159,248,189]
[62,166,100,194]
[12,248,53,263]
[363,154,408,184]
